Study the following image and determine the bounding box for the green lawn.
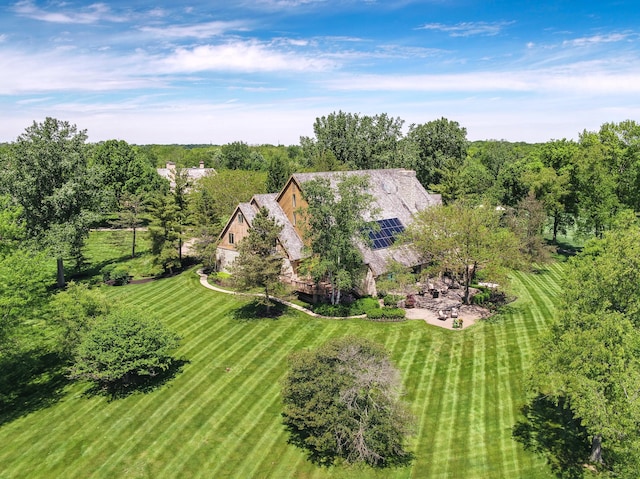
[0,264,565,478]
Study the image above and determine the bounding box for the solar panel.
[368,218,405,250]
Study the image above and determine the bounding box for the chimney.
[199,160,205,169]
[167,161,176,171]
[397,169,417,212]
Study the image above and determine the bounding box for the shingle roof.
[289,169,441,276]
[251,194,305,261]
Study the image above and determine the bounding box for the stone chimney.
[397,169,417,212]
[166,161,176,171]
[199,160,205,169]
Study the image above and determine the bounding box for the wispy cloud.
[140,21,248,39]
[323,62,640,94]
[418,21,514,37]
[563,33,629,47]
[12,0,128,24]
[159,41,336,73]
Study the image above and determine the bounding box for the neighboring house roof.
[157,161,216,189]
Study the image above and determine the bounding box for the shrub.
[110,266,130,286]
[383,294,404,307]
[101,264,115,283]
[312,303,352,317]
[367,308,406,321]
[350,297,380,314]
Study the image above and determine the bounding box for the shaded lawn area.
[76,229,160,282]
[0,265,570,478]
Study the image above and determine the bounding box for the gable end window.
[292,193,296,208]
[228,233,235,244]
[238,213,244,224]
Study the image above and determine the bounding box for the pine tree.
[232,207,283,315]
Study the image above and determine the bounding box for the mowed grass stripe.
[0,262,567,478]
[161,318,320,477]
[93,317,285,477]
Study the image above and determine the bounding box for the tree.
[114,192,147,258]
[266,151,291,193]
[147,194,182,275]
[1,118,100,287]
[91,139,163,208]
[69,307,180,395]
[406,201,522,304]
[281,336,414,467]
[221,141,252,170]
[49,282,110,357]
[300,174,377,305]
[231,207,284,315]
[407,117,468,188]
[0,197,49,352]
[532,214,640,476]
[192,169,267,224]
[300,111,410,171]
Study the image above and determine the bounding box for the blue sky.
[1,0,639,145]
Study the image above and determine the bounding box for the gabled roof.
[219,168,441,277]
[280,168,441,276]
[251,194,305,261]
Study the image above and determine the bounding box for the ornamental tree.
[69,307,180,395]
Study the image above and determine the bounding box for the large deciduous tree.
[532,213,640,476]
[300,174,377,305]
[405,201,522,304]
[281,336,414,467]
[231,207,283,315]
[407,117,468,188]
[300,111,412,171]
[1,118,100,287]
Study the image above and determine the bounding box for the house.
[156,161,215,190]
[216,168,442,297]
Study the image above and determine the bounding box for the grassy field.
[0,262,565,478]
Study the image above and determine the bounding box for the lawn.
[0,263,565,478]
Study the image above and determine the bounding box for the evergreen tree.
[232,207,283,315]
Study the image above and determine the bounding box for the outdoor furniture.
[438,310,447,320]
[451,308,459,319]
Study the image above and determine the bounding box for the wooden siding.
[277,179,308,240]
[218,209,251,250]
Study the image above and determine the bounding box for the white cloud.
[418,21,514,37]
[139,21,248,39]
[12,0,128,24]
[323,63,640,95]
[563,33,629,47]
[159,41,336,73]
[0,34,7,43]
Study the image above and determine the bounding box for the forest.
[1,113,640,477]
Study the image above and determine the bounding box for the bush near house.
[366,308,406,321]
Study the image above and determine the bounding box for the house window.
[293,211,297,226]
[292,194,296,208]
[238,213,244,224]
[228,233,235,244]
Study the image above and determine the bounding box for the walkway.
[196,269,486,328]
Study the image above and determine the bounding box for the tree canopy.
[406,201,522,304]
[1,118,100,287]
[281,336,414,467]
[300,174,377,305]
[532,213,640,476]
[69,307,180,395]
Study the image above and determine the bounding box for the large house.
[216,168,441,297]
